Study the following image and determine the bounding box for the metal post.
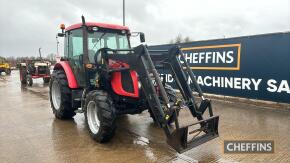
[39,48,42,59]
[123,0,125,26]
[56,36,59,58]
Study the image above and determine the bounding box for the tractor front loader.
[50,16,219,153]
[100,45,219,153]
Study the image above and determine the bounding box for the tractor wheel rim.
[51,81,61,110]
[87,101,100,134]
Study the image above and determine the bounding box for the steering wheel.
[94,48,113,64]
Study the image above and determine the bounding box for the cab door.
[66,29,86,87]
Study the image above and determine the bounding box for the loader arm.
[104,45,219,153]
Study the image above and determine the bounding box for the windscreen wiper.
[92,32,107,50]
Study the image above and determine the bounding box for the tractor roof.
[66,22,129,31]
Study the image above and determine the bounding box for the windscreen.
[67,28,130,63]
[88,31,130,63]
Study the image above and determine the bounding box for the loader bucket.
[167,115,219,153]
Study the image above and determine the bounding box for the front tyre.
[85,90,116,143]
[149,84,179,124]
[27,75,33,86]
[5,69,11,75]
[20,69,27,84]
[49,70,76,119]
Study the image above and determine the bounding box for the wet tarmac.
[0,71,289,163]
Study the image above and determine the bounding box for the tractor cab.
[58,22,143,99]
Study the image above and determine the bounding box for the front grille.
[38,66,48,74]
[121,71,134,93]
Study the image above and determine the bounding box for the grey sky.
[0,0,289,57]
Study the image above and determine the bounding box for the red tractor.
[49,16,219,153]
[19,48,51,86]
[19,60,51,86]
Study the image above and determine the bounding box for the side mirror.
[140,32,145,43]
[58,33,65,37]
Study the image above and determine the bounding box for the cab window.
[68,29,83,58]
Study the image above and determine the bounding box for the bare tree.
[184,36,191,42]
[169,34,192,44]
[175,34,183,44]
[46,53,56,62]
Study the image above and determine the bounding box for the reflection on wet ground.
[0,71,289,163]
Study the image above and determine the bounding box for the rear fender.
[53,61,79,88]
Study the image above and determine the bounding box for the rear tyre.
[27,75,33,86]
[49,70,76,119]
[43,77,50,83]
[149,84,179,124]
[84,90,116,143]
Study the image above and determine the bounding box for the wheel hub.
[87,101,100,134]
[51,81,61,110]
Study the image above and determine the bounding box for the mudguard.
[54,61,79,88]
